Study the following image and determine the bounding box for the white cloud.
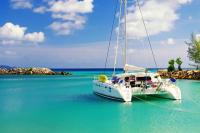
[49,22,75,35]
[122,0,192,38]
[161,38,176,45]
[33,6,47,14]
[48,0,93,35]
[167,38,175,45]
[127,49,135,54]
[1,40,20,45]
[51,13,86,21]
[0,22,45,45]
[0,39,190,68]
[0,22,26,40]
[11,0,33,9]
[196,34,200,41]
[33,0,94,35]
[49,17,85,35]
[11,0,94,36]
[50,13,86,35]
[48,0,93,14]
[177,0,192,4]
[24,32,45,43]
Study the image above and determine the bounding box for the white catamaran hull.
[93,80,181,102]
[160,84,181,100]
[131,86,181,100]
[93,80,132,102]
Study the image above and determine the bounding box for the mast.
[113,0,128,75]
[124,0,127,69]
[113,0,123,76]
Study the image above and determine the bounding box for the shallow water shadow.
[65,93,176,104]
[93,94,174,103]
[132,95,170,102]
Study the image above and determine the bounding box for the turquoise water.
[0,70,200,133]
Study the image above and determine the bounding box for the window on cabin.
[124,77,129,82]
[136,76,151,81]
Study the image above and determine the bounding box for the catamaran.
[93,0,181,102]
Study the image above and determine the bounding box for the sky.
[0,0,200,68]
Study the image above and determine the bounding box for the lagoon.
[0,70,200,133]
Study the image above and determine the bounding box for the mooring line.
[132,95,200,115]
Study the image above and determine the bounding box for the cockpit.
[112,74,158,89]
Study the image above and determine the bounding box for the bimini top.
[124,64,146,72]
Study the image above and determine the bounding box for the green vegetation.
[186,34,200,69]
[168,59,175,72]
[176,57,183,71]
[167,58,183,72]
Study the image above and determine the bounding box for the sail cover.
[124,64,146,72]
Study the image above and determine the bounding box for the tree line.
[167,33,200,72]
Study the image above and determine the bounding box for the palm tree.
[168,59,175,72]
[185,34,200,69]
[176,57,182,71]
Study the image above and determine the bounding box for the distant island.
[0,66,71,76]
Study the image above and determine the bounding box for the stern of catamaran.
[160,79,182,100]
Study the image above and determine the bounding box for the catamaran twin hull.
[92,0,182,102]
[93,73,181,102]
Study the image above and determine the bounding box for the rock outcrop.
[0,68,71,76]
[0,69,9,74]
[158,69,200,80]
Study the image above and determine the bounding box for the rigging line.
[104,0,118,74]
[114,0,123,76]
[136,0,158,69]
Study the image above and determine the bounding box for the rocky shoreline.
[158,69,200,80]
[0,68,71,76]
